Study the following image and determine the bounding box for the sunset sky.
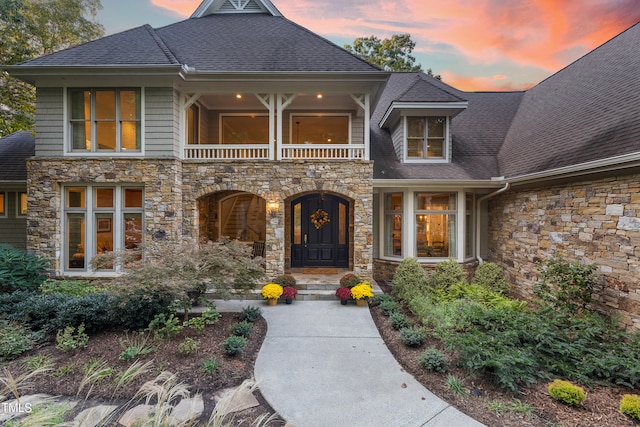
[97,0,640,91]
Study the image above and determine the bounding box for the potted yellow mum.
[350,282,373,306]
[261,283,283,305]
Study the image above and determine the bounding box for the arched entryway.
[198,191,266,244]
[290,193,349,268]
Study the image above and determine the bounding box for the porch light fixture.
[316,93,323,99]
[235,94,242,99]
[267,201,279,217]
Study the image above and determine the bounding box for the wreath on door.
[310,208,330,229]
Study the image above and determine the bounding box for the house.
[3,0,639,328]
[0,131,34,249]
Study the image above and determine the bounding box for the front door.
[291,194,348,268]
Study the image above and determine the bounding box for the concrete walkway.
[215,300,485,427]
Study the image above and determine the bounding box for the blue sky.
[96,0,640,91]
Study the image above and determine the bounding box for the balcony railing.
[184,144,366,160]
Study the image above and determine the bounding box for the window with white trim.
[406,116,447,160]
[69,88,141,152]
[383,193,403,257]
[415,193,456,258]
[220,114,269,144]
[17,192,27,217]
[290,114,350,144]
[64,185,143,271]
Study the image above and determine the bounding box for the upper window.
[220,114,269,144]
[406,116,446,161]
[0,193,5,217]
[69,89,141,152]
[290,114,350,145]
[187,104,200,145]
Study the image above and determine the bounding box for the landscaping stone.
[118,404,154,427]
[168,394,204,425]
[0,394,57,423]
[71,404,118,427]
[212,380,260,413]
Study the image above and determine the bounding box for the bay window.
[415,193,456,258]
[384,193,403,257]
[69,88,141,152]
[64,185,143,271]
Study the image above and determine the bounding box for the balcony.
[184,144,366,160]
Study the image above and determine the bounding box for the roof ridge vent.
[191,0,282,17]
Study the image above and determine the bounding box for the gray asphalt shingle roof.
[497,21,640,178]
[0,131,35,181]
[20,15,378,72]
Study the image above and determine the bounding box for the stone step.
[204,281,382,302]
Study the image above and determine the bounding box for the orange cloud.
[440,70,534,92]
[150,0,199,16]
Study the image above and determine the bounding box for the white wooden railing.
[281,144,366,160]
[184,144,271,160]
[184,144,366,160]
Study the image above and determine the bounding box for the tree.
[0,0,104,136]
[345,34,441,79]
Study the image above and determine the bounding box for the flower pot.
[285,298,293,304]
[355,299,367,307]
[340,299,348,305]
[267,298,278,306]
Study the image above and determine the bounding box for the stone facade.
[487,173,640,329]
[28,158,373,280]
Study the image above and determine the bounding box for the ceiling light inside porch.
[316,93,323,99]
[235,94,242,99]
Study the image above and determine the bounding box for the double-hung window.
[406,116,446,160]
[69,89,141,152]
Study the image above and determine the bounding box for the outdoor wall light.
[267,201,279,217]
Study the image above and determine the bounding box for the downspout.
[476,182,510,264]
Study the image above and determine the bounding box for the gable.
[191,0,282,17]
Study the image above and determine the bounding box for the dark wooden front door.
[291,194,348,268]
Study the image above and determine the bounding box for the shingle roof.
[0,131,35,181]
[19,15,379,73]
[395,74,466,103]
[371,73,523,180]
[498,22,640,178]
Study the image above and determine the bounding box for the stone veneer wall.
[181,160,374,279]
[27,158,184,273]
[487,173,640,329]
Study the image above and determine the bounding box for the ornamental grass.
[261,283,283,300]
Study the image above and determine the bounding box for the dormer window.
[406,116,446,160]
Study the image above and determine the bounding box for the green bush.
[178,337,200,355]
[147,313,183,339]
[339,273,360,288]
[40,279,100,296]
[620,394,640,420]
[240,306,262,322]
[419,348,447,373]
[392,258,429,302]
[202,358,219,375]
[472,262,508,293]
[379,299,400,316]
[222,335,247,356]
[56,323,89,352]
[399,326,425,347]
[0,320,34,361]
[0,244,49,293]
[112,290,174,330]
[7,292,67,332]
[534,256,599,313]
[430,259,464,292]
[230,321,253,338]
[272,274,296,287]
[50,292,113,333]
[548,379,585,406]
[390,312,410,330]
[371,293,394,305]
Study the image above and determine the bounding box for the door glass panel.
[293,203,301,244]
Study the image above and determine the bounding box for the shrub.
[379,299,400,316]
[0,244,49,293]
[147,313,183,339]
[419,349,447,373]
[240,306,262,322]
[56,323,89,352]
[222,335,247,356]
[392,258,428,302]
[178,337,200,355]
[7,292,67,332]
[0,320,34,361]
[230,321,253,338]
[535,256,599,313]
[202,358,219,375]
[390,312,410,330]
[39,279,100,296]
[339,273,361,288]
[472,262,508,293]
[272,275,296,287]
[371,293,394,305]
[50,292,113,333]
[118,332,155,361]
[399,326,425,347]
[430,259,465,292]
[620,394,640,420]
[112,290,173,331]
[547,379,586,406]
